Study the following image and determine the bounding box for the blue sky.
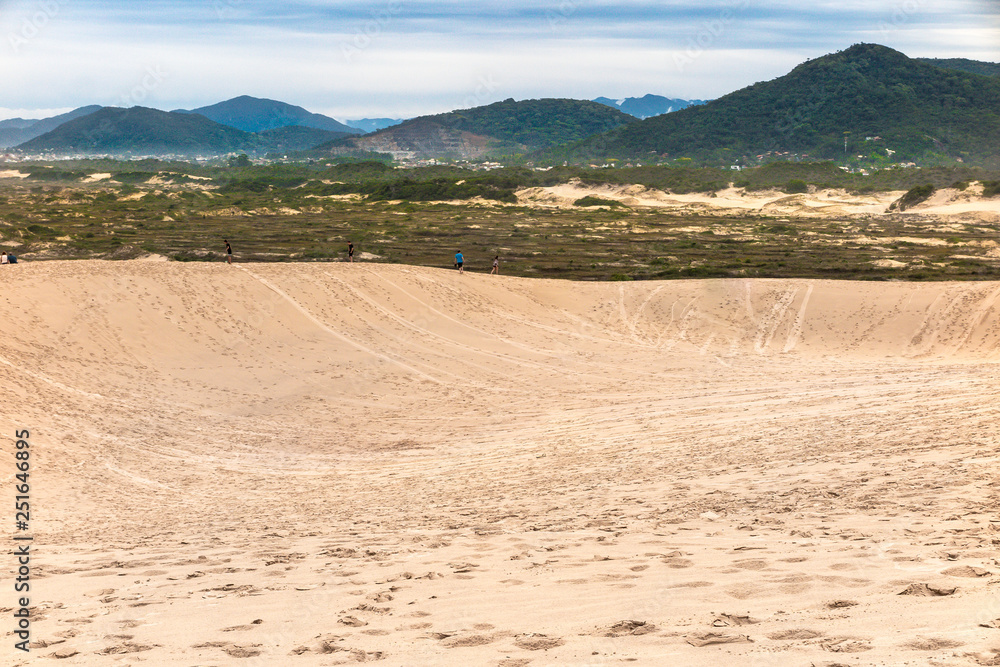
[1,0,997,121]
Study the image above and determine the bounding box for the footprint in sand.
[290,635,385,661]
[826,599,858,609]
[829,562,859,571]
[733,558,769,570]
[724,583,768,599]
[443,632,507,648]
[222,619,264,632]
[941,565,992,578]
[768,629,823,640]
[898,583,957,596]
[686,632,752,647]
[603,620,657,636]
[49,648,79,659]
[820,637,872,653]
[339,615,368,627]
[670,580,714,589]
[513,634,564,650]
[97,642,159,655]
[904,637,965,650]
[712,614,759,627]
[192,641,262,658]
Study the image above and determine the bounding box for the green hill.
[420,98,634,148]
[541,44,1000,167]
[318,98,635,159]
[178,95,361,134]
[18,106,252,155]
[918,57,1000,78]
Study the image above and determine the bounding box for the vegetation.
[319,98,636,158]
[918,58,1000,78]
[784,179,808,194]
[888,184,935,211]
[4,159,1000,282]
[419,98,634,150]
[540,44,1000,168]
[574,196,626,207]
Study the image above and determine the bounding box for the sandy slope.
[2,261,1000,666]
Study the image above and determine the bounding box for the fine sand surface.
[2,261,1000,666]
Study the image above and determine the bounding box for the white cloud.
[0,0,996,118]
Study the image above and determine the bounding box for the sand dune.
[517,182,1000,222]
[2,261,1000,665]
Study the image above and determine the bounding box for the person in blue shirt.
[454,251,464,273]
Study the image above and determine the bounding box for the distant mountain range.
[17,106,349,155]
[344,118,404,133]
[592,95,706,119]
[174,95,361,135]
[541,44,1000,166]
[317,98,634,159]
[0,105,101,148]
[10,49,1000,165]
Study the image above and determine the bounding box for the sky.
[1,0,998,122]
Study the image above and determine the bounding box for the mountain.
[918,57,1000,78]
[345,118,404,133]
[542,44,1000,166]
[255,125,352,154]
[0,105,102,148]
[319,98,635,159]
[178,95,361,134]
[593,94,706,119]
[0,118,38,130]
[17,106,252,155]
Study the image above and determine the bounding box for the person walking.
[348,242,354,263]
[224,239,233,264]
[454,250,464,274]
[490,255,499,275]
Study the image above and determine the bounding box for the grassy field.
[1,169,999,281]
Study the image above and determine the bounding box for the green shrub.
[889,184,935,211]
[785,178,808,194]
[26,224,57,238]
[573,195,625,208]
